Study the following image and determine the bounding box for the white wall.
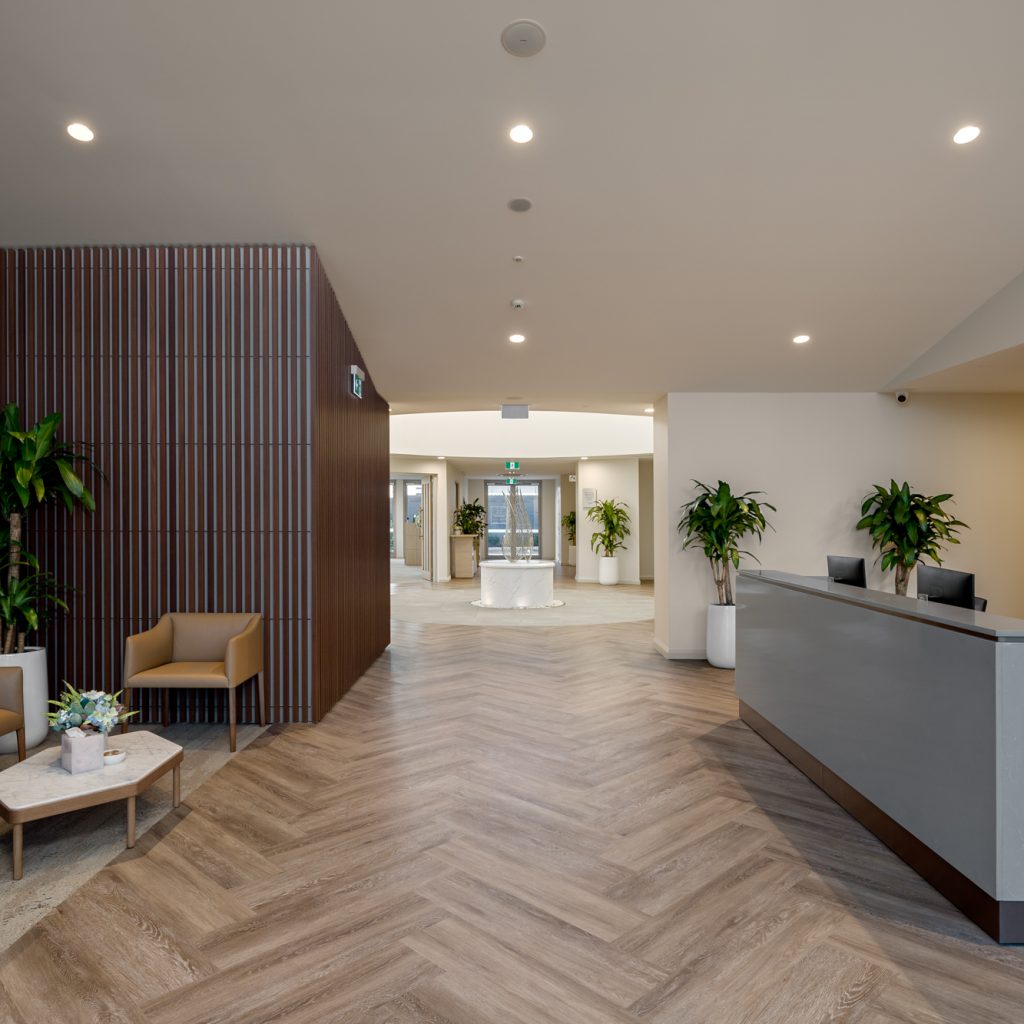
[391,411,653,459]
[638,458,654,580]
[655,393,1024,658]
[577,458,641,584]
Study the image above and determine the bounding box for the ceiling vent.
[501,20,546,57]
[501,404,529,419]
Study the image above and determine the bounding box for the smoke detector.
[501,20,546,58]
[508,197,532,212]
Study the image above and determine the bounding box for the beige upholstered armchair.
[0,667,26,762]
[123,613,265,752]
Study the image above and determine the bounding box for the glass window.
[485,481,540,558]
[405,481,422,525]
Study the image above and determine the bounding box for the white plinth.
[478,560,558,609]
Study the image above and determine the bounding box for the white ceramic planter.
[706,604,736,669]
[0,646,49,751]
[567,544,576,567]
[598,556,619,586]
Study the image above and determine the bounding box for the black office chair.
[973,596,988,612]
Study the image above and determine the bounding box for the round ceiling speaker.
[508,197,532,212]
[501,20,546,58]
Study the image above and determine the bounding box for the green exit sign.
[505,477,516,485]
[505,460,520,470]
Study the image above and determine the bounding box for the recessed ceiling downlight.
[509,334,526,344]
[501,20,546,58]
[793,334,811,345]
[953,125,981,145]
[509,124,534,144]
[644,407,655,414]
[508,197,532,212]
[66,122,94,142]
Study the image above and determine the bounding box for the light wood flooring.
[3,619,1024,1022]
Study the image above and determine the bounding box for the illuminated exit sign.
[505,461,520,470]
[505,478,517,485]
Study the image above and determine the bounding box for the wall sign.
[582,488,598,508]
[350,365,365,399]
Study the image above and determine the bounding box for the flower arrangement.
[47,683,135,734]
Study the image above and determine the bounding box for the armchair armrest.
[0,667,24,716]
[225,614,263,685]
[124,615,173,683]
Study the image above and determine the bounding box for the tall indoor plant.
[453,499,486,560]
[856,480,967,596]
[586,498,630,585]
[677,479,774,668]
[0,403,97,750]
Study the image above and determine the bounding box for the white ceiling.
[4,1,1024,408]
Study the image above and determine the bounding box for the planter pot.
[706,604,736,669]
[0,646,49,752]
[598,556,619,586]
[60,729,106,774]
[567,544,576,567]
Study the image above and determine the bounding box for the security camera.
[510,298,526,311]
[896,391,909,404]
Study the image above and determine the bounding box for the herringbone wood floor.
[3,618,1024,1022]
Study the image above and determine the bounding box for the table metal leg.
[12,823,23,881]
[172,764,181,808]
[126,795,136,848]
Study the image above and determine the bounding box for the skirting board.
[574,577,643,585]
[653,638,707,660]
[739,699,1024,944]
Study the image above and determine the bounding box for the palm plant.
[677,480,775,606]
[0,548,69,646]
[856,480,967,596]
[586,499,631,556]
[0,403,97,653]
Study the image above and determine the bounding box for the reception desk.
[736,569,1024,943]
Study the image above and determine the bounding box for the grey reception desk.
[736,569,1024,943]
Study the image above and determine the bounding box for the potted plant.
[856,480,967,595]
[453,499,486,559]
[47,682,135,774]
[561,510,576,566]
[586,499,631,585]
[677,480,774,669]
[0,404,97,751]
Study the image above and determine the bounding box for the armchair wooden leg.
[15,727,25,763]
[257,672,267,728]
[162,687,171,728]
[228,687,237,753]
[121,689,132,735]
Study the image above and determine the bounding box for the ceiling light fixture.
[580,456,589,461]
[437,456,445,460]
[509,124,534,143]
[509,333,526,344]
[953,125,981,145]
[644,407,655,413]
[793,334,811,345]
[66,122,94,142]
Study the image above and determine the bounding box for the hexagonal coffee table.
[0,731,182,879]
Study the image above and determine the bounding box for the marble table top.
[0,731,182,812]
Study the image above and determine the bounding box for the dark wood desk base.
[739,700,1024,944]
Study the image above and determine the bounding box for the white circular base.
[0,646,49,751]
[479,560,556,608]
[471,599,565,610]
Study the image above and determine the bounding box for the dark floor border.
[738,700,1024,944]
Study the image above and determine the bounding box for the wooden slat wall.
[0,244,389,723]
[311,251,390,717]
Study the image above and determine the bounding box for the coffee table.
[0,731,182,879]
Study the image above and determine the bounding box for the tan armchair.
[123,613,265,752]
[0,667,26,762]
